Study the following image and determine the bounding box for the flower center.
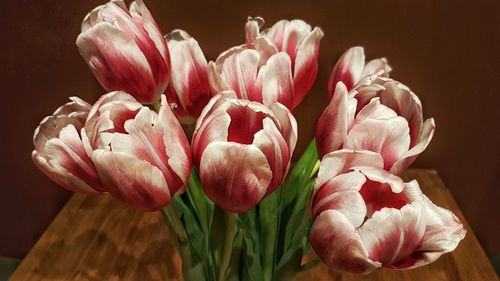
[359,180,410,217]
[227,105,267,145]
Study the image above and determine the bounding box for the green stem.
[218,212,237,281]
[161,205,192,281]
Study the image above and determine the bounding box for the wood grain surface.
[9,169,498,281]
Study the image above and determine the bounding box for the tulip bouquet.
[31,1,466,281]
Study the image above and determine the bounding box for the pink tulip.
[165,30,212,124]
[191,93,297,212]
[209,17,323,110]
[32,97,104,194]
[310,150,465,274]
[328,46,391,97]
[82,91,191,211]
[76,0,170,104]
[316,78,435,174]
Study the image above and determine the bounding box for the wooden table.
[10,169,498,281]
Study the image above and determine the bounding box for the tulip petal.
[310,210,381,274]
[390,118,436,175]
[292,27,323,108]
[271,20,312,61]
[92,149,171,211]
[395,180,466,269]
[129,0,170,63]
[254,37,278,66]
[158,95,192,188]
[32,150,100,195]
[316,82,349,158]
[361,58,392,78]
[358,202,426,266]
[344,116,410,170]
[109,106,185,192]
[191,100,231,166]
[85,92,142,151]
[253,117,290,193]
[48,125,103,186]
[316,149,384,189]
[208,61,230,94]
[76,22,159,103]
[354,98,397,124]
[199,142,272,212]
[220,49,261,101]
[53,96,91,116]
[328,47,365,96]
[260,52,294,108]
[245,17,264,45]
[352,165,405,193]
[166,30,211,122]
[312,171,367,226]
[351,80,386,110]
[412,201,466,267]
[379,81,423,146]
[268,102,298,153]
[111,0,169,94]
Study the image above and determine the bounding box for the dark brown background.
[1,0,498,259]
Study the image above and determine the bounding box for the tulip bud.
[209,17,323,110]
[316,78,435,174]
[328,47,391,98]
[310,150,465,274]
[32,97,104,194]
[165,30,212,124]
[76,0,170,104]
[191,93,297,212]
[83,92,191,211]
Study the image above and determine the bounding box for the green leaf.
[183,170,217,281]
[241,229,263,281]
[282,140,318,208]
[209,205,227,269]
[284,180,314,250]
[186,170,214,233]
[259,191,281,281]
[162,202,207,281]
[275,140,317,261]
[274,139,318,279]
[172,195,206,260]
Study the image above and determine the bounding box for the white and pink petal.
[310,210,381,274]
[199,142,272,212]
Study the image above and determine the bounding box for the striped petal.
[166,30,211,123]
[328,47,365,97]
[344,116,410,170]
[92,149,171,211]
[312,171,367,226]
[199,142,272,212]
[390,118,436,175]
[316,82,350,158]
[358,202,426,266]
[316,149,384,189]
[260,52,294,108]
[310,210,381,274]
